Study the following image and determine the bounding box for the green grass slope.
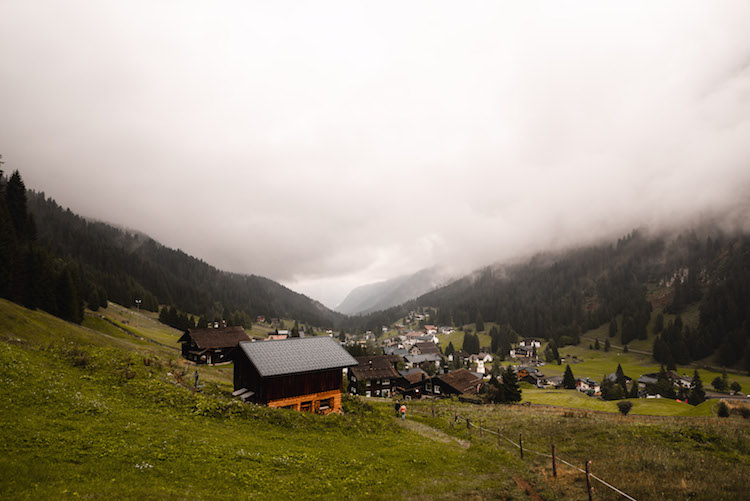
[0,299,531,499]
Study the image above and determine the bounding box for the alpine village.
[2,164,749,500]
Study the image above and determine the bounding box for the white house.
[519,338,541,348]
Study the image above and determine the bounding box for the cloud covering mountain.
[1,2,749,307]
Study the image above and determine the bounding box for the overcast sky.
[1,2,749,308]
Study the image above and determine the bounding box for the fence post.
[466,418,470,434]
[585,461,593,501]
[519,433,524,460]
[551,443,557,478]
[431,400,435,417]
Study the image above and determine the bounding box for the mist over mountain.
[335,266,452,315]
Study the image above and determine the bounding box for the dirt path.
[398,418,471,449]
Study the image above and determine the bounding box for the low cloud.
[1,2,749,307]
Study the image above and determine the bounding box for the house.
[395,368,429,399]
[179,326,250,365]
[545,375,564,389]
[404,353,443,370]
[576,377,600,395]
[383,345,409,357]
[348,356,402,398]
[519,338,541,348]
[233,337,357,414]
[410,342,441,357]
[424,325,437,335]
[432,369,484,397]
[509,346,534,359]
[439,326,455,335]
[516,366,545,386]
[448,349,470,363]
[266,334,288,341]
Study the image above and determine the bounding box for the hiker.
[394,400,400,417]
[400,403,407,420]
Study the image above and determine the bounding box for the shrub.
[717,401,730,418]
[617,401,633,416]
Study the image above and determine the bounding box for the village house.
[395,367,429,399]
[348,355,402,398]
[409,342,441,357]
[404,353,443,370]
[509,345,535,359]
[179,326,250,365]
[233,337,357,414]
[447,349,470,363]
[432,368,484,397]
[519,338,542,348]
[423,324,437,335]
[516,366,546,387]
[576,377,600,395]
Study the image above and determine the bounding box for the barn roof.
[180,326,250,349]
[238,337,357,377]
[437,368,483,395]
[351,356,401,380]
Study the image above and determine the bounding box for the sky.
[1,1,750,308]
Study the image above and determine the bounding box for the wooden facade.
[233,337,357,414]
[179,326,250,365]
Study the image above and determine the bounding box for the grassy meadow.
[2,299,749,499]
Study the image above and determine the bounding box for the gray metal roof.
[238,337,358,377]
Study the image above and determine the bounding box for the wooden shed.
[233,337,357,414]
[179,326,250,365]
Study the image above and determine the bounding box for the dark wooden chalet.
[348,355,401,398]
[179,326,250,365]
[233,337,357,414]
[395,367,429,399]
[432,368,483,397]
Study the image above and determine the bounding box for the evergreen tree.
[615,363,628,393]
[628,380,639,398]
[475,311,484,332]
[594,338,600,350]
[604,338,611,352]
[445,341,455,358]
[501,365,522,403]
[609,318,618,338]
[563,364,576,389]
[688,370,706,406]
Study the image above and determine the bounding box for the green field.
[2,299,749,499]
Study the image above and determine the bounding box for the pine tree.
[594,338,600,350]
[604,338,611,352]
[445,341,455,357]
[609,318,618,338]
[475,311,484,332]
[563,364,576,389]
[502,365,522,403]
[688,370,706,406]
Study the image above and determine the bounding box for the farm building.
[348,355,401,398]
[179,326,250,365]
[432,368,484,397]
[233,337,357,414]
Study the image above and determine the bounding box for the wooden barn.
[348,355,401,398]
[179,326,250,365]
[432,368,484,397]
[233,337,357,414]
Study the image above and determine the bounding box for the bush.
[617,401,633,416]
[717,401,730,418]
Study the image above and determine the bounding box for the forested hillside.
[0,167,342,329]
[27,190,343,328]
[349,229,750,372]
[418,230,750,371]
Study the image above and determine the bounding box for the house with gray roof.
[233,337,357,414]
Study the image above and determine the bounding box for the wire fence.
[412,405,637,501]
